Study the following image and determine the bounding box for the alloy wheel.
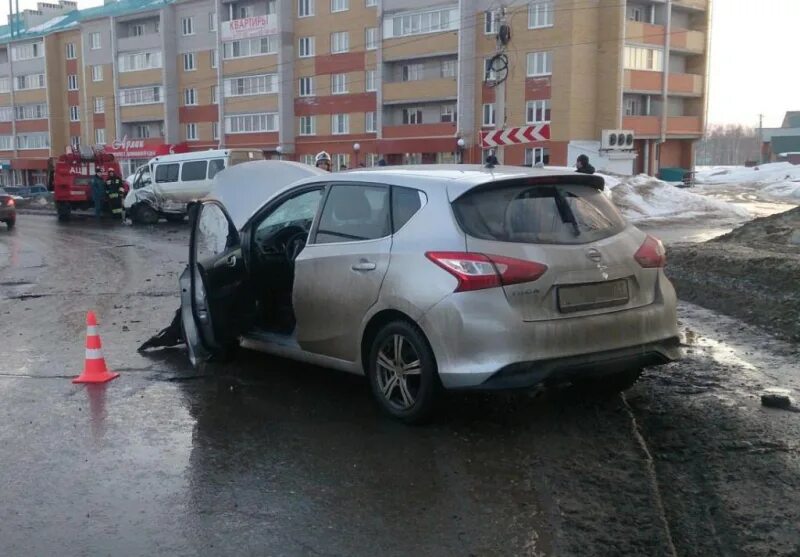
[375,334,422,410]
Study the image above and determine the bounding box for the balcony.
[625,21,666,46]
[624,70,703,96]
[118,33,162,53]
[383,34,458,62]
[671,29,706,54]
[383,79,457,104]
[673,0,707,11]
[623,115,702,137]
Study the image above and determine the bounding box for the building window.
[14,104,48,120]
[299,0,314,17]
[333,153,350,170]
[0,78,9,93]
[299,115,316,136]
[365,111,376,132]
[624,96,641,116]
[402,107,422,125]
[15,74,45,91]
[186,123,198,141]
[95,128,106,145]
[209,12,217,31]
[16,133,49,150]
[441,59,456,78]
[331,0,348,12]
[440,104,456,123]
[92,65,103,82]
[224,74,278,96]
[628,6,643,22]
[90,32,101,50]
[94,97,104,113]
[331,31,349,54]
[526,51,552,76]
[484,10,498,34]
[134,124,150,138]
[118,50,163,72]
[181,17,194,36]
[365,69,376,92]
[210,49,217,68]
[300,154,315,165]
[222,36,278,59]
[184,88,197,106]
[365,0,376,6]
[67,75,78,91]
[120,86,164,106]
[299,36,315,58]
[211,85,218,104]
[299,76,314,96]
[70,136,80,149]
[526,99,551,124]
[387,7,458,38]
[0,107,12,121]
[65,43,76,59]
[524,147,550,166]
[331,113,349,134]
[624,46,664,71]
[365,27,378,50]
[484,58,498,81]
[130,23,144,37]
[212,121,219,140]
[331,73,347,94]
[11,42,43,61]
[224,112,279,133]
[183,53,196,71]
[528,0,554,29]
[402,63,423,81]
[482,103,495,126]
[266,0,277,14]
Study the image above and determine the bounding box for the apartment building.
[0,0,709,185]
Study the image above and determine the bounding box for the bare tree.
[696,124,760,166]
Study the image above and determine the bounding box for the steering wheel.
[284,229,308,262]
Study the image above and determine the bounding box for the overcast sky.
[1,0,796,129]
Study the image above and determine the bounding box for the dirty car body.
[0,187,17,229]
[181,162,681,423]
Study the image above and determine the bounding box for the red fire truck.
[47,147,128,221]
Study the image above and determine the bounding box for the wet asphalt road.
[1,214,799,556]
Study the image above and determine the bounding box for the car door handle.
[215,255,237,269]
[352,261,377,271]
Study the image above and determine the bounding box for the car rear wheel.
[132,203,159,225]
[367,320,440,425]
[573,368,642,396]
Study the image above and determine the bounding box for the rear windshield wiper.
[553,188,580,236]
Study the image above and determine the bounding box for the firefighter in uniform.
[315,151,332,172]
[105,168,125,221]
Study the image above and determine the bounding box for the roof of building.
[0,0,174,44]
[782,112,800,128]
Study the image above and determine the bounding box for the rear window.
[453,183,626,245]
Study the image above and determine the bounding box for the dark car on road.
[0,187,17,229]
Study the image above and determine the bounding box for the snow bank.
[694,163,800,201]
[609,174,750,223]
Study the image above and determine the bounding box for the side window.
[181,160,208,181]
[155,163,179,183]
[254,188,325,246]
[208,159,225,179]
[196,203,236,262]
[392,186,425,232]
[315,184,390,244]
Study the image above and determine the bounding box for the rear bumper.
[0,207,15,220]
[419,272,680,389]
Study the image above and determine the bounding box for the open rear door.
[180,200,253,366]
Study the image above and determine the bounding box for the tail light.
[425,251,547,292]
[6,198,14,207]
[634,235,666,268]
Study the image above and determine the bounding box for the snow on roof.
[26,14,69,33]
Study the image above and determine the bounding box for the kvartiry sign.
[220,15,278,41]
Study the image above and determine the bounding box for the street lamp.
[353,142,361,168]
[275,145,283,161]
[457,138,466,164]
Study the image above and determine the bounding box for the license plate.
[70,191,84,197]
[558,279,629,313]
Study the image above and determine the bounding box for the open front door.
[180,200,253,366]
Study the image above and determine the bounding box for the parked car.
[0,187,17,229]
[180,161,681,423]
[5,185,52,205]
[124,149,264,225]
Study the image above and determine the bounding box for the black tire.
[56,202,71,221]
[131,203,159,225]
[573,368,642,396]
[367,320,440,425]
[165,213,185,223]
[6,218,14,230]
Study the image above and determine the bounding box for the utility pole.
[494,7,507,164]
[758,113,764,163]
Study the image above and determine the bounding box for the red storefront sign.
[101,138,190,159]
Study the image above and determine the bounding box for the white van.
[124,149,263,224]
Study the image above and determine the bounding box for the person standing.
[90,168,106,220]
[105,168,125,221]
[314,151,332,172]
[575,154,596,175]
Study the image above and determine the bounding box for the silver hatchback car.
[181,161,680,423]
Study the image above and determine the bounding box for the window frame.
[331,0,348,12]
[91,65,103,82]
[331,31,349,54]
[298,36,315,58]
[181,16,194,36]
[528,0,554,29]
[298,0,315,17]
[525,99,551,124]
[90,32,101,50]
[526,51,552,77]
[310,183,392,245]
[183,52,196,72]
[331,113,349,135]
[299,115,316,136]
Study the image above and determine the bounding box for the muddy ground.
[1,214,799,556]
[667,207,800,342]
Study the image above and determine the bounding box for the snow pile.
[609,174,750,223]
[695,163,800,201]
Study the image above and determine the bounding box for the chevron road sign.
[480,124,551,148]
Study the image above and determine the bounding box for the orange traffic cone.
[72,311,120,384]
